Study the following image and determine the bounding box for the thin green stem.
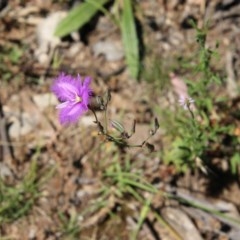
[187,105,195,120]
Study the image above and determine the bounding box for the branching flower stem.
[89,107,156,149]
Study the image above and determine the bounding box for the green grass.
[0,161,39,223]
[0,159,55,223]
[0,44,24,82]
[58,211,81,240]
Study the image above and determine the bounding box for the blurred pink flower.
[170,73,188,98]
[178,96,195,110]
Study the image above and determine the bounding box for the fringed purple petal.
[83,76,91,87]
[56,101,70,109]
[81,76,92,106]
[59,103,86,125]
[51,73,82,101]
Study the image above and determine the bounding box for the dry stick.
[0,98,14,165]
[40,46,57,83]
[226,50,238,98]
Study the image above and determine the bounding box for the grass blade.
[55,0,110,37]
[131,197,151,240]
[121,0,140,79]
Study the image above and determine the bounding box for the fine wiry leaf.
[110,120,125,134]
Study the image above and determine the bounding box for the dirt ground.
[1,0,240,239]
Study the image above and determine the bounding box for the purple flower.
[178,95,195,110]
[51,73,92,124]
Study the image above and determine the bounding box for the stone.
[92,40,124,61]
[9,112,38,139]
[32,93,58,111]
[0,162,13,181]
[35,11,67,64]
[162,207,203,240]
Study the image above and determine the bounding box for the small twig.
[226,50,238,98]
[0,98,14,165]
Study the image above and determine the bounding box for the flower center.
[75,95,82,103]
